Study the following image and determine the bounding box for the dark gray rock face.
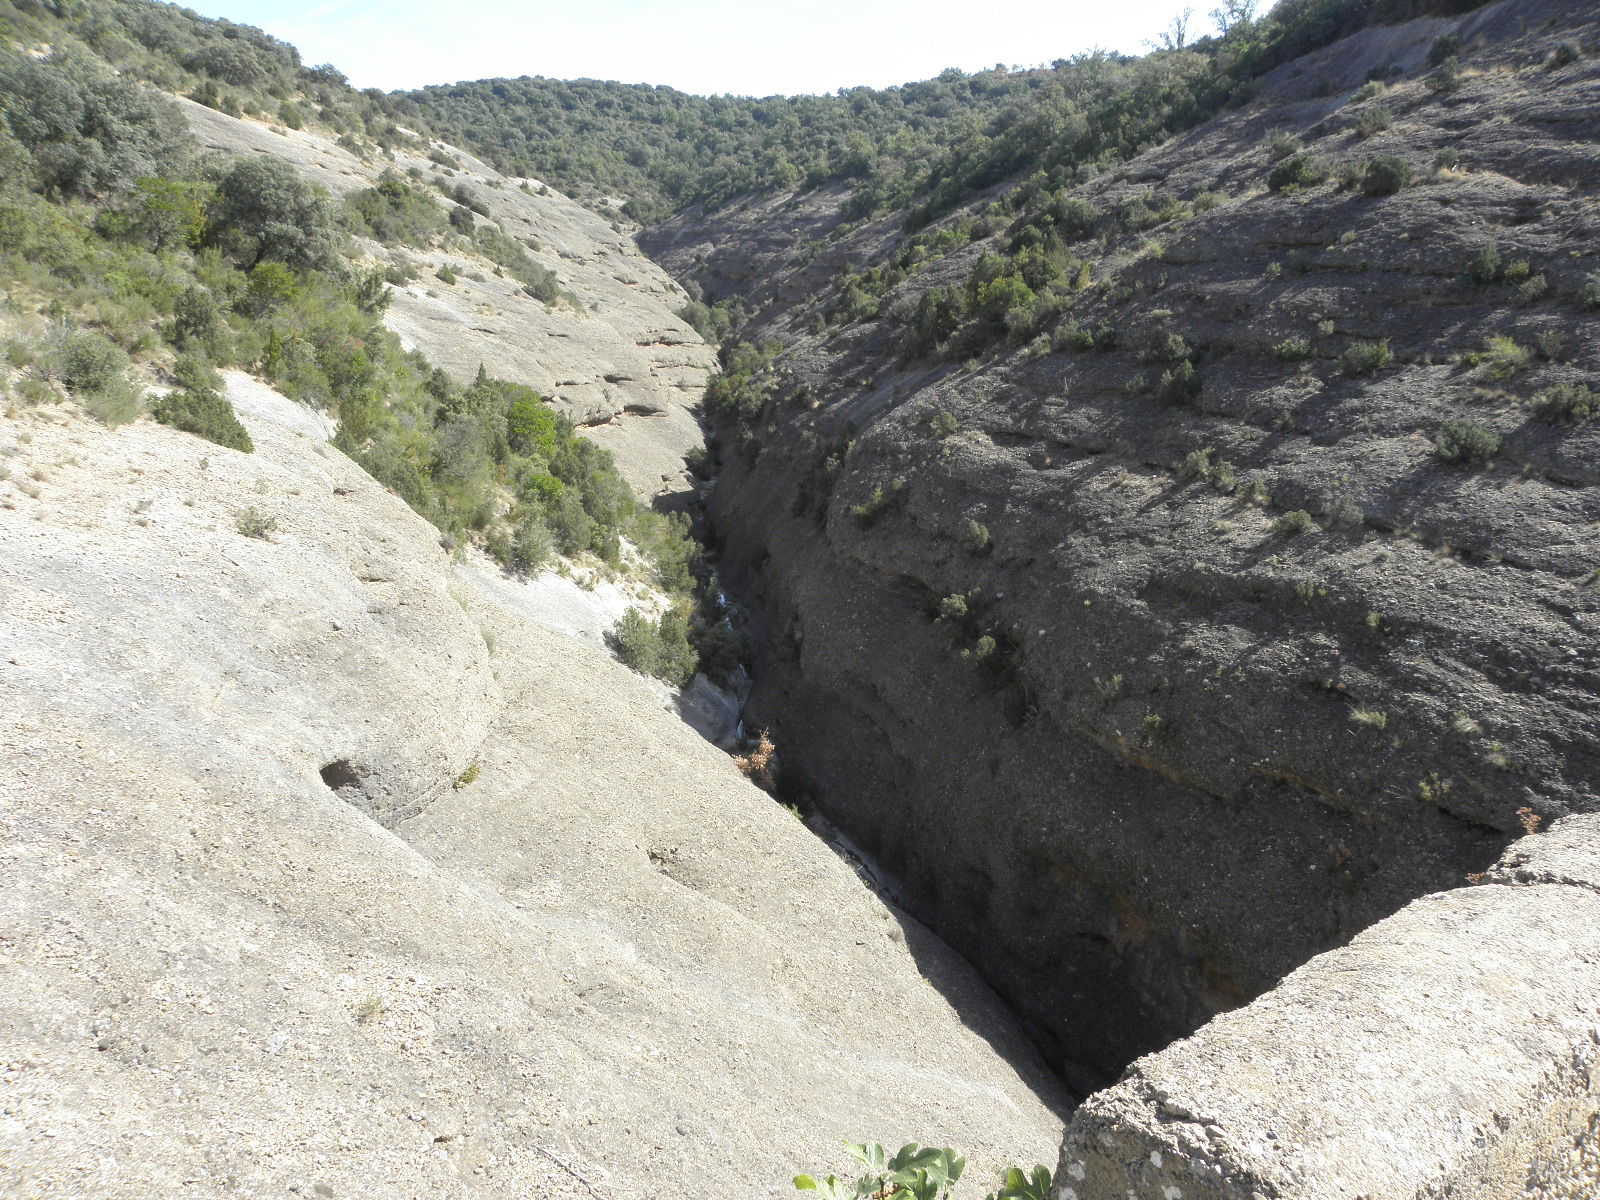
[652,0,1600,1088]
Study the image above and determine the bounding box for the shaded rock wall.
[651,0,1600,1088]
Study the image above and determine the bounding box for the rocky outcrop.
[1056,813,1600,1200]
[653,0,1600,1090]
[180,99,717,495]
[0,385,1065,1197]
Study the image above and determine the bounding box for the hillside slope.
[646,0,1600,1086]
[178,98,716,497]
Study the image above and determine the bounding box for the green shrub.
[1268,153,1326,192]
[172,285,226,354]
[1354,107,1392,139]
[1435,419,1499,467]
[171,354,223,392]
[150,387,253,451]
[793,1142,1050,1200]
[1176,448,1237,492]
[1429,32,1462,65]
[850,477,906,526]
[238,261,298,317]
[0,50,192,199]
[795,1143,965,1200]
[1146,330,1193,364]
[1179,448,1214,482]
[607,607,697,687]
[1274,509,1314,535]
[1534,382,1598,424]
[703,368,769,431]
[1053,323,1095,352]
[472,223,571,305]
[1350,708,1388,731]
[83,383,142,426]
[49,329,127,395]
[207,156,344,271]
[235,506,277,538]
[1425,57,1462,93]
[1156,359,1200,406]
[1359,156,1412,196]
[1583,272,1600,310]
[1481,335,1530,379]
[1325,495,1365,530]
[509,513,554,575]
[1051,196,1102,241]
[1264,130,1301,161]
[1535,330,1568,362]
[1514,273,1548,306]
[344,173,447,246]
[1351,80,1386,103]
[1342,339,1390,376]
[1468,242,1502,285]
[1273,336,1311,361]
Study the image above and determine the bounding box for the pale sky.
[179,0,1211,96]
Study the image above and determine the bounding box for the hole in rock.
[319,759,364,794]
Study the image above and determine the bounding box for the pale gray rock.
[675,673,748,749]
[0,388,1064,1199]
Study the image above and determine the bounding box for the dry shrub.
[733,730,776,792]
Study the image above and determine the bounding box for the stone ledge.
[1055,814,1600,1200]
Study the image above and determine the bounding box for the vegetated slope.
[0,0,735,699]
[403,0,1494,230]
[404,68,1071,222]
[175,95,717,496]
[0,0,718,499]
[0,0,433,151]
[645,0,1600,1088]
[0,387,1066,1198]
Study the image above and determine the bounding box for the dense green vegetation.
[0,0,434,156]
[406,0,1493,226]
[406,68,1059,222]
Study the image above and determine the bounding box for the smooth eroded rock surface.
[0,387,1065,1198]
